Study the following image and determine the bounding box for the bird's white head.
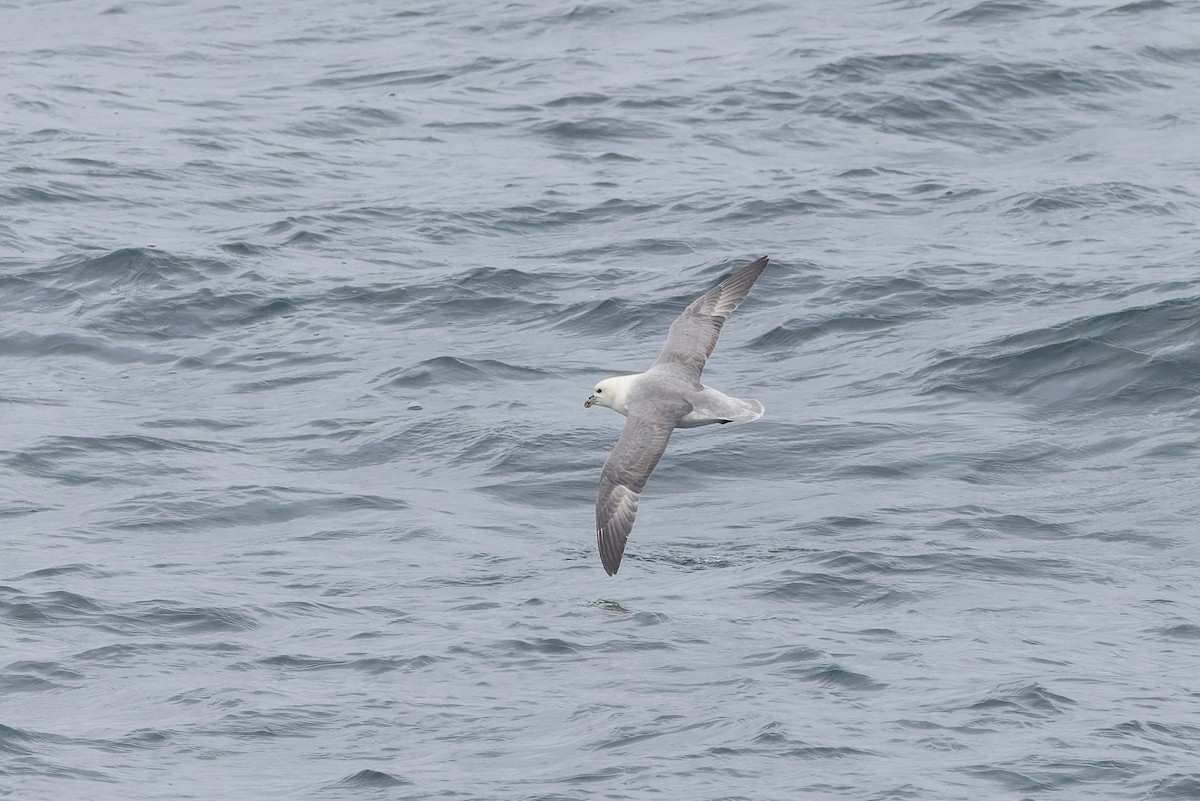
[584,375,634,415]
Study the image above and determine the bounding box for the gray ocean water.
[4,0,1200,798]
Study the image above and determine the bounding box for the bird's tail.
[731,397,764,423]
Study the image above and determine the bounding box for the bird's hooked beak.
[584,394,597,408]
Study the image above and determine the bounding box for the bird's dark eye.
[596,388,603,393]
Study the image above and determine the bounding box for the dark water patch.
[140,417,254,432]
[918,296,1200,410]
[800,539,1105,585]
[972,513,1075,540]
[1003,182,1181,217]
[453,264,560,295]
[710,738,875,759]
[543,2,624,24]
[104,728,174,752]
[545,92,609,108]
[480,426,592,476]
[318,261,567,327]
[1141,437,1200,460]
[246,654,442,674]
[178,347,342,375]
[825,179,990,217]
[334,769,411,788]
[0,723,38,755]
[746,569,895,606]
[801,664,886,690]
[1100,0,1174,16]
[0,331,169,364]
[811,52,961,83]
[98,291,299,339]
[1148,775,1200,799]
[382,355,547,390]
[219,241,271,256]
[749,274,992,348]
[493,637,581,657]
[545,296,648,337]
[0,501,48,519]
[285,105,407,139]
[1154,623,1200,640]
[312,417,481,471]
[0,273,86,311]
[936,61,1151,107]
[111,602,260,635]
[441,637,585,671]
[0,588,104,627]
[4,660,85,682]
[267,600,363,618]
[1100,719,1200,751]
[23,248,233,293]
[11,434,231,465]
[801,51,1151,148]
[702,83,807,115]
[402,197,664,238]
[14,563,112,581]
[966,758,1140,794]
[753,312,912,348]
[949,682,1077,721]
[75,641,243,666]
[0,183,108,205]
[293,527,376,541]
[596,719,715,751]
[816,52,1146,103]
[954,440,1073,485]
[6,596,259,639]
[0,673,63,693]
[629,610,669,627]
[805,546,1080,579]
[534,117,670,142]
[1141,44,1200,65]
[712,720,878,759]
[933,0,1067,25]
[629,545,741,574]
[282,229,329,246]
[541,237,706,261]
[742,647,885,689]
[232,367,356,393]
[6,433,234,486]
[711,191,842,224]
[588,637,676,657]
[421,565,522,589]
[213,706,340,738]
[102,485,407,532]
[661,2,792,23]
[310,56,505,90]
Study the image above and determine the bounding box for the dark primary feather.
[652,255,769,379]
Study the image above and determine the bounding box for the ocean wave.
[918,296,1200,409]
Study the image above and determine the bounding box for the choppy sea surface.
[4,0,1200,798]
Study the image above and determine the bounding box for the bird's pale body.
[587,372,763,428]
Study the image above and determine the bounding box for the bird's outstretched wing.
[595,410,677,575]
[652,256,769,379]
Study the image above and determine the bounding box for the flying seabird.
[584,256,769,575]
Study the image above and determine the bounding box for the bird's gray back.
[630,369,695,426]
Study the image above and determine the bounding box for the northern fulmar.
[584,256,769,575]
